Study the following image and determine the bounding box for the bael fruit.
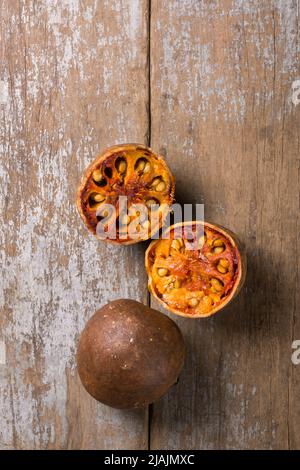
[145,221,246,318]
[76,143,175,244]
[76,299,185,409]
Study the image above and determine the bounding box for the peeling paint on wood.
[0,342,6,365]
[150,0,300,450]
[0,0,149,450]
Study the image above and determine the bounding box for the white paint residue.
[128,0,141,58]
[83,6,94,22]
[0,342,6,365]
[276,0,300,74]
[103,63,113,94]
[0,80,9,105]
[47,5,62,25]
[292,79,300,106]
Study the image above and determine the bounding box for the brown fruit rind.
[76,299,186,409]
[76,143,175,244]
[145,221,246,318]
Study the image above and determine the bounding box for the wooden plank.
[150,0,300,449]
[0,0,149,449]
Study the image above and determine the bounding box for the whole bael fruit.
[76,299,185,409]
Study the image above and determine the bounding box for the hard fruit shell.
[76,299,186,408]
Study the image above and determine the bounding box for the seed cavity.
[115,157,127,175]
[95,178,107,187]
[92,169,107,187]
[150,177,166,192]
[96,209,109,222]
[212,239,225,254]
[104,167,113,178]
[150,177,162,188]
[135,158,149,174]
[89,192,105,207]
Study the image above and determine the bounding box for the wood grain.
[0,0,149,449]
[150,0,300,449]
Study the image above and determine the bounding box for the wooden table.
[1,0,299,450]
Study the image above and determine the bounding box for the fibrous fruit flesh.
[145,221,246,318]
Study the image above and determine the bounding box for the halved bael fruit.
[145,221,246,318]
[77,143,175,244]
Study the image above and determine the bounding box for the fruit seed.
[135,158,146,173]
[210,293,220,303]
[217,264,227,274]
[92,169,102,182]
[198,234,206,249]
[156,181,166,192]
[213,238,224,247]
[146,199,159,208]
[116,160,127,174]
[151,177,161,187]
[157,268,169,277]
[213,246,225,254]
[211,277,224,291]
[143,162,151,173]
[219,258,229,268]
[171,238,184,251]
[188,298,199,307]
[93,194,105,203]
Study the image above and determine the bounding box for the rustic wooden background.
[0,0,299,450]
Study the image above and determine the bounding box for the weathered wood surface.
[1,0,299,450]
[0,0,149,450]
[150,0,300,450]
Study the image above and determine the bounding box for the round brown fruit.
[76,299,185,409]
[145,221,246,318]
[76,143,175,244]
